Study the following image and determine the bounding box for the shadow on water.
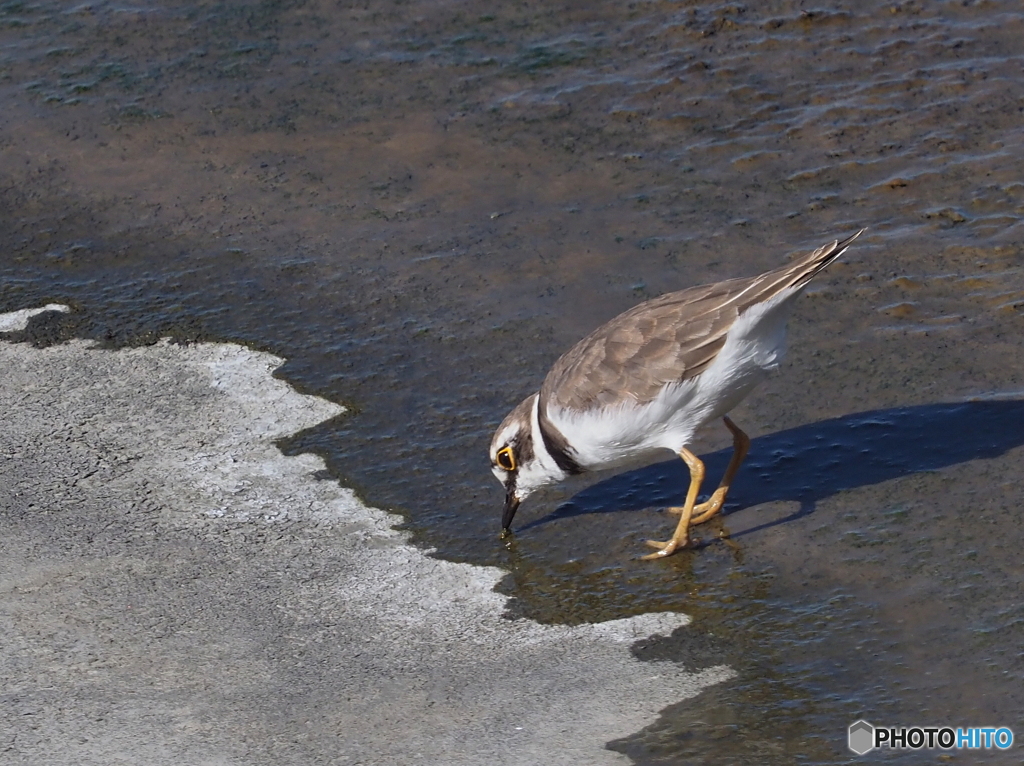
[589,399,1024,766]
[523,399,1024,535]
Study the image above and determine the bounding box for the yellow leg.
[690,416,750,526]
[643,447,705,559]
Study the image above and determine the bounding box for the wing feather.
[540,231,863,412]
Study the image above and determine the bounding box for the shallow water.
[3,0,1024,761]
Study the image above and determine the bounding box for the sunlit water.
[2,0,1023,762]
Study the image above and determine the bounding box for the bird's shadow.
[520,399,1024,537]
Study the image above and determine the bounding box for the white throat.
[516,394,569,498]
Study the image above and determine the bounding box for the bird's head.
[489,393,563,534]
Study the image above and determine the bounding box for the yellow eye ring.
[496,446,516,472]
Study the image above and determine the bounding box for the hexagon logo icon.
[849,720,875,755]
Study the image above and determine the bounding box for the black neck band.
[537,402,584,476]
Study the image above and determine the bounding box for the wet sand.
[2,0,1024,762]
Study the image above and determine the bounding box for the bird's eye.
[496,446,516,472]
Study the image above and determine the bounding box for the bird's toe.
[642,537,690,558]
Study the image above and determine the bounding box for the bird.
[489,230,864,558]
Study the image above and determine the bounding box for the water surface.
[3,0,1024,762]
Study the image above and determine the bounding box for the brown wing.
[540,231,863,412]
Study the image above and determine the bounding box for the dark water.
[3,0,1024,762]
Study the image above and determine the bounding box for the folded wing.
[540,231,863,413]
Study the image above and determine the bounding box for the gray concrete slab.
[0,307,730,766]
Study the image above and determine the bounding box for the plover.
[490,230,864,558]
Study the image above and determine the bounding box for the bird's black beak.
[501,484,521,536]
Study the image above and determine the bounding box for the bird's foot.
[641,536,691,559]
[667,490,725,524]
[691,496,725,526]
